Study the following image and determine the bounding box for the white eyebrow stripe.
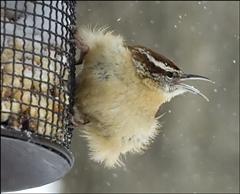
[137,48,178,72]
[146,54,178,72]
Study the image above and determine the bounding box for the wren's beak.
[176,73,214,102]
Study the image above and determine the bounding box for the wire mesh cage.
[1,0,76,191]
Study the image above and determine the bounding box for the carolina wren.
[74,26,213,168]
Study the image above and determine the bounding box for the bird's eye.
[166,71,174,78]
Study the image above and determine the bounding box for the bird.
[74,26,213,168]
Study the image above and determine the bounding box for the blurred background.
[17,1,240,193]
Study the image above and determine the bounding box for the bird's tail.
[81,128,125,168]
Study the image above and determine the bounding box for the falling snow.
[112,173,118,178]
[234,34,240,40]
[150,20,155,24]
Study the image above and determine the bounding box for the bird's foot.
[71,106,90,127]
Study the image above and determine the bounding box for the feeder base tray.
[1,128,74,192]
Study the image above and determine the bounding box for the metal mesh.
[0,1,76,149]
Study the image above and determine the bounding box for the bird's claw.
[71,106,90,127]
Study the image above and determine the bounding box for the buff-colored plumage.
[75,27,168,168]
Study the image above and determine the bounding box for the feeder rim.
[0,126,74,167]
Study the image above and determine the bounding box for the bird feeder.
[1,1,75,191]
